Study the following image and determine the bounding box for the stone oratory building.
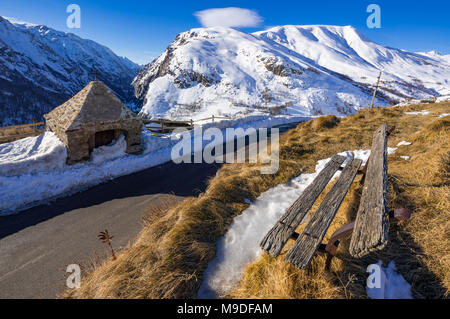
[45,81,143,164]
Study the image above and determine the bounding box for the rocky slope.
[133,25,450,120]
[0,16,141,126]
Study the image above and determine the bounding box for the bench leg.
[390,208,412,222]
[322,207,411,270]
[322,222,355,270]
[358,157,370,185]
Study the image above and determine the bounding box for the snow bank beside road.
[0,132,67,177]
[0,115,308,215]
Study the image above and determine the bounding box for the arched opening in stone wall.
[95,130,115,148]
[88,129,126,153]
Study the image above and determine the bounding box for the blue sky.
[1,0,450,64]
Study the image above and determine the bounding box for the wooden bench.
[260,124,411,270]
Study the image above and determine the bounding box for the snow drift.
[0,132,67,177]
[366,261,413,299]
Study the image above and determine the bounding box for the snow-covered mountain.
[134,25,450,120]
[0,16,141,126]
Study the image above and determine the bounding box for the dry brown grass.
[65,101,449,299]
[231,104,450,300]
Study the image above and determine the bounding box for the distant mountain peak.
[1,16,40,27]
[0,17,141,126]
[134,25,449,120]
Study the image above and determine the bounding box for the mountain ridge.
[134,25,450,120]
[0,16,141,126]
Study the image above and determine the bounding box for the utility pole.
[370,71,382,109]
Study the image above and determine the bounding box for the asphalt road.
[0,160,222,299]
[0,122,300,299]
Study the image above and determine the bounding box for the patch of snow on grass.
[397,141,412,146]
[400,156,410,161]
[366,261,413,299]
[405,110,430,116]
[439,113,450,118]
[198,149,371,299]
[388,147,398,155]
[436,96,450,103]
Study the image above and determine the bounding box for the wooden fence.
[144,115,231,134]
[0,121,45,144]
[0,115,233,143]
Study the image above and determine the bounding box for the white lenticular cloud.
[194,7,263,28]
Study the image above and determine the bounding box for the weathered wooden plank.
[260,155,346,257]
[284,157,363,269]
[349,124,389,258]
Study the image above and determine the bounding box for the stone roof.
[45,81,139,132]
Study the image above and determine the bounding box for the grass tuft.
[311,115,340,130]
